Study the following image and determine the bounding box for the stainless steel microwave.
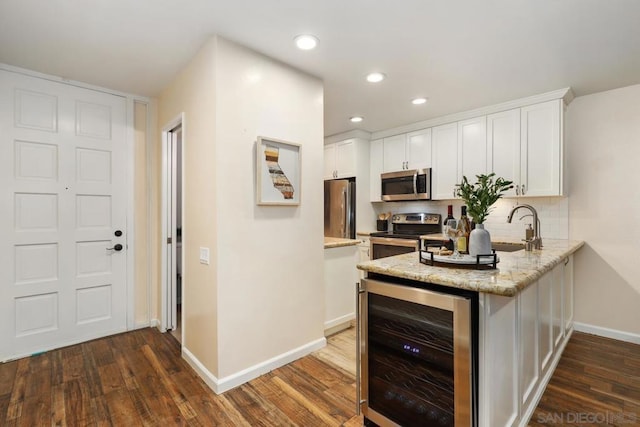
[381,168,432,201]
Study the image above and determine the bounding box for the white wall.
[566,84,640,336]
[213,37,325,379]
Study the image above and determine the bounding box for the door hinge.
[167,237,172,244]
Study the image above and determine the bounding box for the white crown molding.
[0,62,152,102]
[324,129,372,145]
[371,87,574,140]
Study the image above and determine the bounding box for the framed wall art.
[256,136,301,206]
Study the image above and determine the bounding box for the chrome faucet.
[507,204,542,250]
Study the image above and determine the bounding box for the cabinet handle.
[516,185,520,196]
[521,184,526,195]
[564,257,569,266]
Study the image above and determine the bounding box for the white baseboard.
[324,313,355,336]
[134,320,151,330]
[182,336,327,394]
[149,318,161,330]
[573,322,640,344]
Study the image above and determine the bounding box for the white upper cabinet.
[488,100,563,197]
[382,134,407,172]
[432,122,458,200]
[520,100,562,196]
[487,109,521,197]
[407,128,432,170]
[324,138,356,179]
[382,130,432,173]
[457,116,487,183]
[369,138,383,202]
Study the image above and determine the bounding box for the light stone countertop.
[324,236,362,249]
[357,239,584,296]
[356,230,376,237]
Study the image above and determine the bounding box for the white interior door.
[0,70,128,361]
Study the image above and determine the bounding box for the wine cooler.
[357,278,478,426]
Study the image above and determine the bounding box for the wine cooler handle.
[356,281,364,416]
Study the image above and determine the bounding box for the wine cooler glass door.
[360,279,472,427]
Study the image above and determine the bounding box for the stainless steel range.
[369,213,441,260]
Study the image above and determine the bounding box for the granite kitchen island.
[356,239,584,427]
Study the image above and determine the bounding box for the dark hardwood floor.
[0,327,638,426]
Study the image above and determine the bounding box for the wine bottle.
[444,205,455,250]
[458,206,471,254]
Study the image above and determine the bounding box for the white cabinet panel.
[563,256,574,335]
[324,139,356,179]
[323,144,336,180]
[407,128,432,170]
[519,282,538,410]
[369,139,383,202]
[432,123,458,200]
[520,100,561,196]
[484,295,519,427]
[487,109,520,197]
[458,117,487,182]
[538,272,553,375]
[382,134,407,172]
[552,263,563,350]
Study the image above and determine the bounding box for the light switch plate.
[199,247,210,265]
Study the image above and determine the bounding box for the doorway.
[161,115,184,342]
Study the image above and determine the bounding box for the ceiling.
[2,0,639,137]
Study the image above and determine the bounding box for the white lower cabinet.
[480,255,574,426]
[324,245,359,336]
[357,236,370,279]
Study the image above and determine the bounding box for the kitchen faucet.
[507,204,542,250]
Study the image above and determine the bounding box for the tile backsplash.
[372,197,569,240]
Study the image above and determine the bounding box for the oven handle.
[370,236,420,248]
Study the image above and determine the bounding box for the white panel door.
[0,70,128,361]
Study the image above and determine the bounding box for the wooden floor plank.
[0,327,638,425]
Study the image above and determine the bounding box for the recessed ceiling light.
[412,97,428,105]
[350,116,364,123]
[294,34,319,50]
[366,72,386,83]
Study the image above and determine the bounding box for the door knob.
[106,244,123,252]
[114,230,123,237]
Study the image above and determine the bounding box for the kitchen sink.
[492,242,526,252]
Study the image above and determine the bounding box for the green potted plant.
[455,173,513,256]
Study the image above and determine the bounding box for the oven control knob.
[392,215,399,221]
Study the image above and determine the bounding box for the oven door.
[359,278,473,427]
[370,237,418,260]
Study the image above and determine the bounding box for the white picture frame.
[256,136,301,206]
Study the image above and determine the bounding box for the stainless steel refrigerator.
[324,179,356,239]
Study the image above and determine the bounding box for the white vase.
[469,224,492,256]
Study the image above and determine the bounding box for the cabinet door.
[324,143,336,180]
[369,139,383,202]
[484,295,519,427]
[432,123,458,200]
[520,100,561,196]
[335,139,356,178]
[552,263,563,350]
[382,134,407,172]
[538,272,553,376]
[407,128,432,170]
[519,282,539,412]
[563,256,574,335]
[488,109,520,197]
[458,117,487,182]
